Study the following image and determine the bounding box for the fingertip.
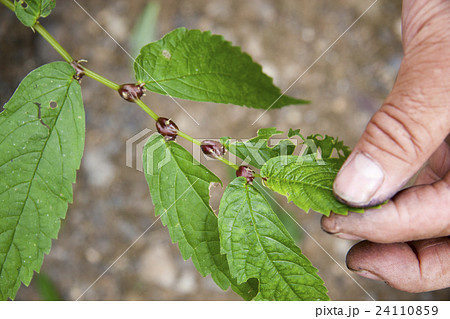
[350,270,384,282]
[333,152,385,206]
[327,177,450,243]
[346,241,381,272]
[345,240,450,293]
[346,241,418,290]
[320,215,336,234]
[321,213,365,241]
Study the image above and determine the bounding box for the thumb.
[334,0,450,206]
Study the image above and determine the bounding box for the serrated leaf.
[303,134,350,162]
[143,134,257,300]
[14,0,56,27]
[287,128,304,139]
[0,62,84,300]
[261,155,364,216]
[255,181,303,243]
[134,28,308,109]
[288,129,350,164]
[218,177,329,301]
[221,128,295,169]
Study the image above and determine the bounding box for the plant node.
[118,83,145,102]
[201,140,225,158]
[70,60,85,82]
[236,165,255,184]
[156,117,179,141]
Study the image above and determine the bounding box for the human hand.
[321,0,450,293]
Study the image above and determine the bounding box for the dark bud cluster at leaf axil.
[156,117,179,141]
[201,140,226,158]
[118,83,145,102]
[70,61,85,82]
[236,165,255,184]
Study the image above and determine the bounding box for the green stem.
[177,131,202,146]
[0,0,240,172]
[35,22,120,91]
[0,0,13,11]
[135,99,159,121]
[217,156,239,170]
[0,0,118,92]
[82,67,121,91]
[35,22,121,93]
[34,22,73,63]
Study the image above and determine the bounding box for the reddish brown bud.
[70,60,85,82]
[156,117,179,141]
[201,140,226,158]
[118,83,145,102]
[236,166,255,184]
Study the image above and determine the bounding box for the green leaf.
[255,181,303,243]
[261,155,364,216]
[221,128,295,169]
[134,28,308,109]
[288,129,350,163]
[14,0,56,27]
[303,134,350,163]
[143,134,257,300]
[287,128,303,139]
[35,273,62,301]
[0,62,84,300]
[218,177,329,301]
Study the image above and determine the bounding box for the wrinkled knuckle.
[420,240,450,291]
[387,198,415,241]
[432,181,450,232]
[406,24,450,58]
[364,103,428,165]
[383,102,431,156]
[404,1,450,52]
[399,53,450,113]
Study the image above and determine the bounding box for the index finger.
[322,142,450,243]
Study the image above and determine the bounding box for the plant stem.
[217,157,239,170]
[33,22,74,63]
[0,0,240,172]
[177,131,202,146]
[0,0,119,92]
[35,23,121,91]
[81,67,121,91]
[0,0,13,11]
[135,99,159,121]
[175,132,239,170]
[0,0,73,63]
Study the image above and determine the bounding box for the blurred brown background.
[0,0,448,300]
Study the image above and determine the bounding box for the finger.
[346,238,450,293]
[322,170,450,243]
[414,166,441,186]
[333,0,450,207]
[414,140,450,185]
[429,137,450,177]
